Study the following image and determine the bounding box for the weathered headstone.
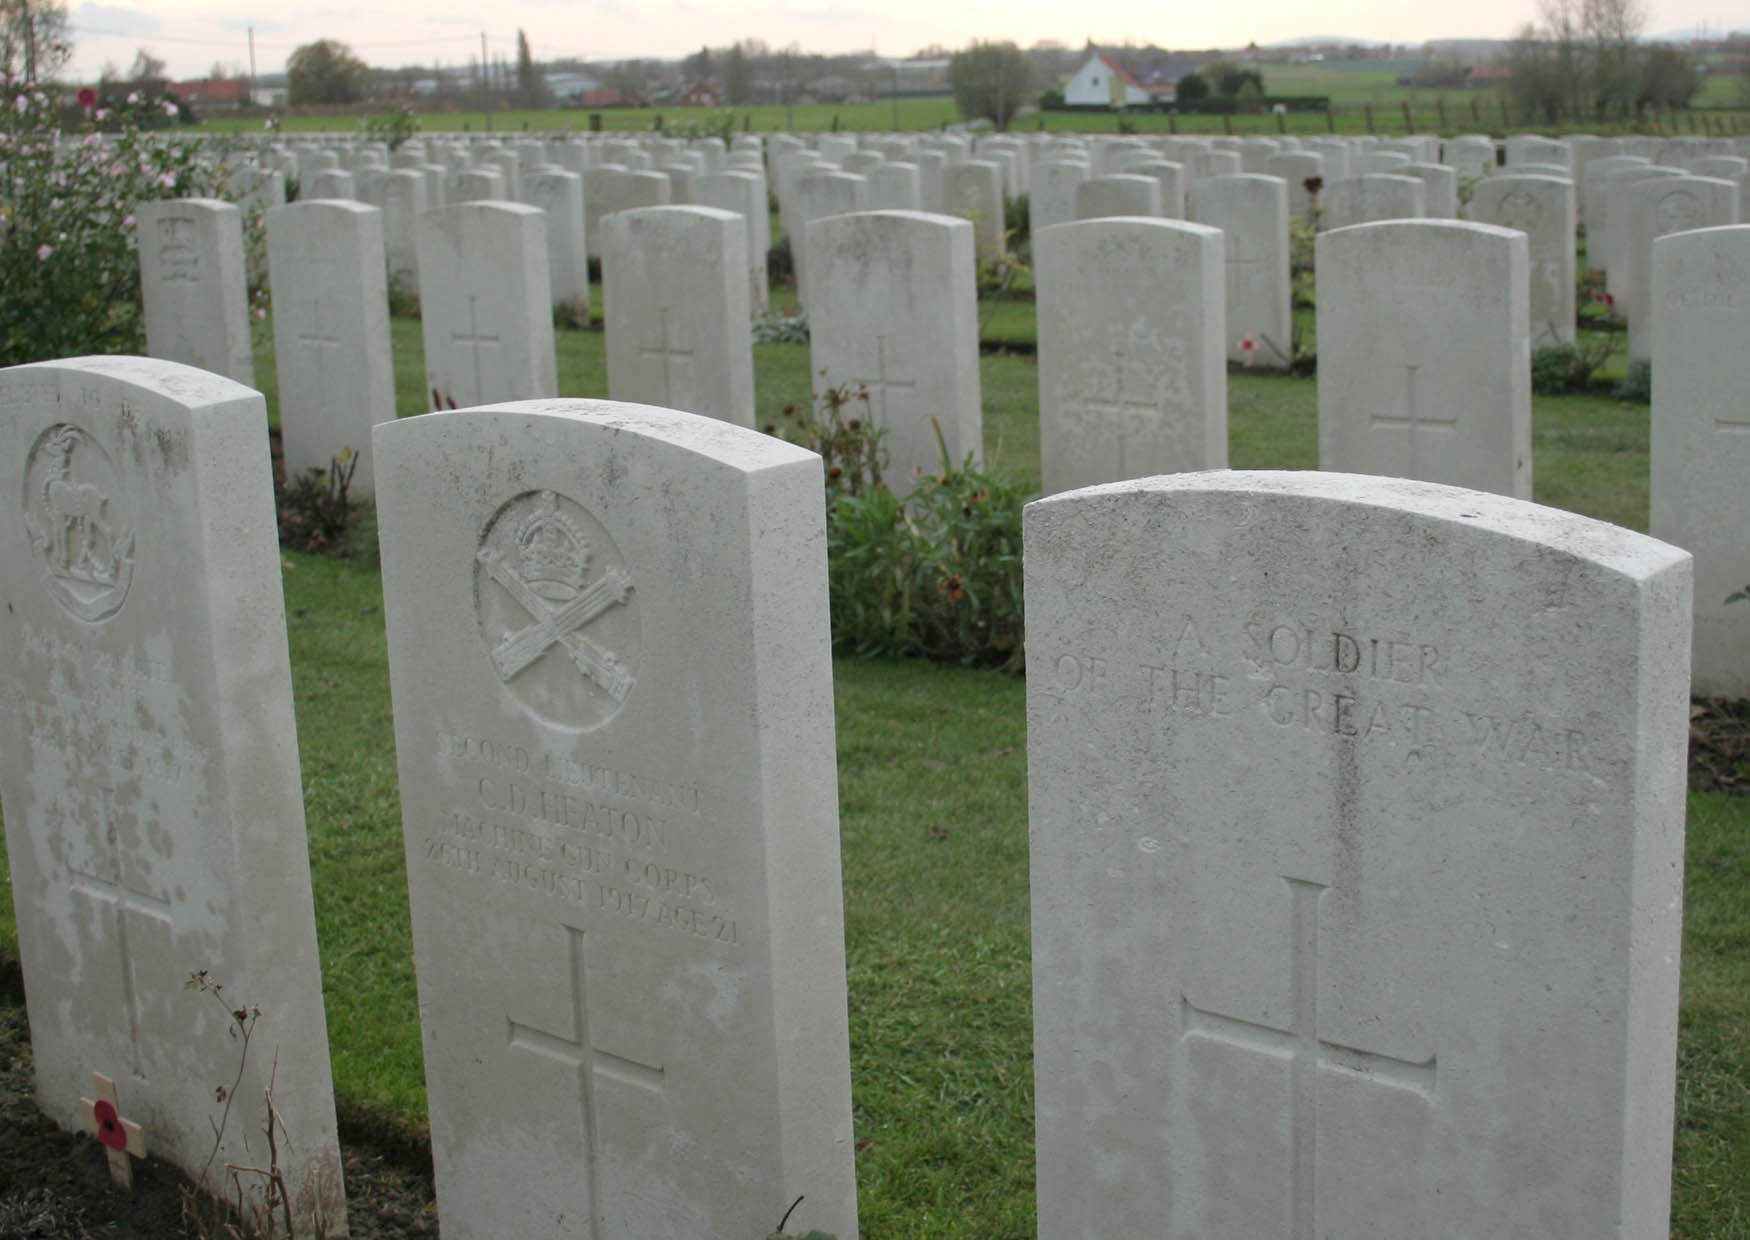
[1605,164,1685,304]
[1075,174,1161,220]
[693,170,772,316]
[1399,162,1458,218]
[1651,223,1750,696]
[523,169,592,325]
[869,161,922,210]
[603,206,754,428]
[1035,217,1227,494]
[792,171,869,307]
[136,198,254,387]
[1581,153,1650,270]
[266,199,397,496]
[373,398,859,1240]
[808,210,982,487]
[1322,175,1425,229]
[1028,468,1690,1239]
[1624,175,1740,361]
[1031,159,1093,234]
[943,160,1006,260]
[1189,172,1293,366]
[1469,173,1578,347]
[417,202,559,409]
[1318,220,1531,498]
[304,168,355,200]
[0,355,348,1235]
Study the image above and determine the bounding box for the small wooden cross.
[78,1072,146,1189]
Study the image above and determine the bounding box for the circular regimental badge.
[22,424,135,622]
[474,490,640,730]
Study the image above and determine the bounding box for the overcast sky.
[63,0,1738,82]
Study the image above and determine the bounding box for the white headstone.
[1035,217,1227,494]
[693,170,772,316]
[266,199,397,496]
[603,206,754,428]
[1605,164,1685,304]
[1580,154,1650,270]
[1189,173,1293,366]
[1028,468,1690,1240]
[1469,174,1578,348]
[523,169,592,325]
[136,198,254,387]
[1624,175,1741,361]
[0,355,348,1235]
[1075,174,1161,220]
[304,169,355,200]
[793,171,870,307]
[1399,162,1458,218]
[807,210,982,487]
[943,160,1006,260]
[374,399,858,1240]
[451,168,507,203]
[1651,223,1750,696]
[1322,175,1426,228]
[1318,220,1531,498]
[868,161,922,211]
[1031,160,1092,235]
[417,202,558,409]
[1120,159,1187,218]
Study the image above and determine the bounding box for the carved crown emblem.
[514,491,589,600]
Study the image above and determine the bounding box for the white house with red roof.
[1063,47,1162,106]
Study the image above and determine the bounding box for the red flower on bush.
[77,87,97,108]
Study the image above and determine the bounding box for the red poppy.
[77,87,97,108]
[92,1099,126,1150]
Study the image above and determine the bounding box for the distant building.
[171,77,249,111]
[678,80,722,107]
[1063,48,1171,106]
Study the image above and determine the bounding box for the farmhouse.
[1063,47,1167,107]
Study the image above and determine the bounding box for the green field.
[2,273,1748,1234]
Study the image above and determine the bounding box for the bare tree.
[0,0,70,88]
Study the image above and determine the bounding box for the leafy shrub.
[752,310,810,344]
[1615,359,1652,404]
[771,389,1029,670]
[1529,335,1613,395]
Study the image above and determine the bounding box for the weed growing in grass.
[752,309,811,344]
[768,378,885,494]
[384,270,421,320]
[181,971,324,1239]
[276,449,360,556]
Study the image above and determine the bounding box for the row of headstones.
[208,128,1736,384]
[138,189,1750,697]
[0,352,1696,1236]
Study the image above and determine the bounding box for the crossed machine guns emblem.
[476,491,636,704]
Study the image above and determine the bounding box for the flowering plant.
[1,85,251,365]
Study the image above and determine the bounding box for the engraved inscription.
[156,216,199,282]
[1042,611,1625,782]
[23,424,136,622]
[1369,364,1455,476]
[475,491,639,730]
[296,299,343,414]
[451,295,500,405]
[1494,189,1543,233]
[1059,325,1192,476]
[508,924,665,1239]
[638,306,695,408]
[1654,189,1702,235]
[67,785,174,1081]
[850,335,916,429]
[1182,876,1436,1240]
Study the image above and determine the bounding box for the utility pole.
[21,0,35,84]
[248,26,256,102]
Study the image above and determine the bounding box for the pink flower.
[36,244,52,261]
[126,91,140,104]
[13,95,28,114]
[158,172,176,189]
[162,100,177,117]
[253,307,266,320]
[123,213,135,228]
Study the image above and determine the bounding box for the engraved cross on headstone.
[298,299,343,413]
[509,924,666,1237]
[1181,876,1437,1240]
[66,785,174,1081]
[1369,363,1455,477]
[451,296,500,405]
[1716,409,1750,435]
[1085,347,1160,476]
[851,336,916,428]
[638,306,695,407]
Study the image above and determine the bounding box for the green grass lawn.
[6,287,1749,1237]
